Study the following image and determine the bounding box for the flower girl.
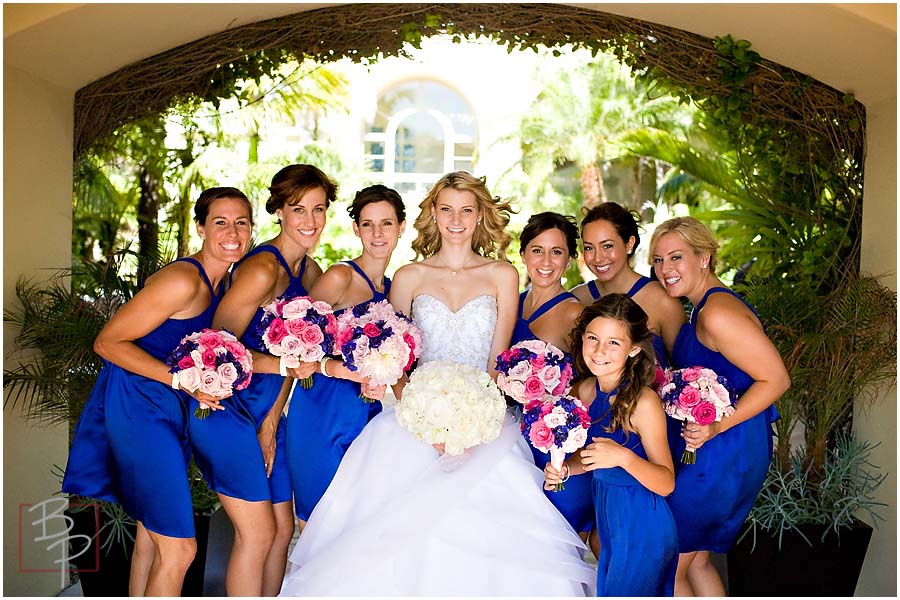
[545,293,678,596]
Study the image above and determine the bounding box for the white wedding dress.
[280,294,596,596]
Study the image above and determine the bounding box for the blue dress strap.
[693,287,760,325]
[524,291,578,323]
[587,280,601,301]
[626,276,652,298]
[342,261,379,296]
[174,257,217,297]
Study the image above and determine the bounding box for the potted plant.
[4,249,225,596]
[728,271,896,596]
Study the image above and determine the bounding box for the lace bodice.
[411,294,497,371]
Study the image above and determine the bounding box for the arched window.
[364,80,477,198]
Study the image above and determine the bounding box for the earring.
[701,262,708,269]
[200,234,206,240]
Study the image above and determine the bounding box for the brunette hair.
[194,187,253,225]
[519,212,579,258]
[569,293,655,436]
[411,171,515,260]
[348,184,406,224]
[648,216,720,273]
[581,202,641,257]
[265,164,337,217]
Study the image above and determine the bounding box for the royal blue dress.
[666,287,779,553]
[511,291,595,533]
[591,383,678,596]
[584,276,670,369]
[287,261,390,521]
[62,257,220,538]
[189,245,304,504]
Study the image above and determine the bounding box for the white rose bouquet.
[395,360,506,456]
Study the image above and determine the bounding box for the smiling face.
[581,219,635,283]
[197,196,253,264]
[353,200,405,261]
[433,187,479,245]
[276,186,327,252]
[522,227,571,289]
[581,315,641,387]
[652,231,708,302]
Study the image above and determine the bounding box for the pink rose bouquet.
[495,339,575,405]
[521,395,592,491]
[166,328,253,419]
[334,300,423,403]
[259,295,338,389]
[657,366,736,464]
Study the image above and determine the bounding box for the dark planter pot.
[727,519,873,597]
[67,505,223,597]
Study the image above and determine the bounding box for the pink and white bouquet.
[658,366,736,464]
[166,328,253,419]
[259,295,338,389]
[395,360,506,456]
[495,339,575,405]
[521,395,592,491]
[334,300,422,402]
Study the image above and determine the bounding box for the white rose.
[517,339,549,354]
[279,334,303,355]
[217,362,238,386]
[562,427,588,453]
[199,370,226,397]
[543,407,568,428]
[506,380,526,403]
[281,298,312,319]
[176,366,202,392]
[507,361,532,382]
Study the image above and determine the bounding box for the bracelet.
[279,356,288,377]
[171,371,181,390]
[560,463,571,483]
[319,356,332,378]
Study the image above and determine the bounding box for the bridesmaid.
[287,184,406,525]
[510,212,592,541]
[62,187,253,596]
[189,165,333,596]
[650,217,790,596]
[570,202,684,367]
[546,294,677,596]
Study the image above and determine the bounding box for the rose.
[505,379,526,402]
[298,345,323,362]
[278,334,302,356]
[178,355,195,370]
[532,354,546,369]
[217,362,239,386]
[523,375,546,401]
[266,318,288,345]
[201,347,219,369]
[538,364,561,391]
[198,330,224,348]
[311,300,332,313]
[543,407,568,428]
[362,322,382,338]
[691,401,718,425]
[199,370,226,397]
[562,427,588,453]
[528,420,555,450]
[518,339,549,354]
[176,366,202,392]
[286,318,307,336]
[223,341,246,359]
[681,367,702,382]
[190,349,204,369]
[325,314,339,337]
[281,297,312,319]
[402,332,417,370]
[507,360,531,382]
[299,325,325,348]
[677,386,702,408]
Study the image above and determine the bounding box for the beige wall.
[3,65,74,597]
[3,3,896,595]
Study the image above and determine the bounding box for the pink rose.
[362,323,382,338]
[678,386,702,408]
[681,367,702,382]
[532,354,546,369]
[524,375,546,401]
[286,318,307,336]
[217,362,238,386]
[300,325,325,347]
[538,364,561,388]
[518,339,548,354]
[325,314,339,337]
[282,297,313,319]
[691,401,718,425]
[201,348,218,369]
[311,300,332,313]
[198,330,224,348]
[266,318,287,345]
[403,333,417,370]
[223,340,246,359]
[507,361,532,382]
[178,355,195,370]
[543,407,568,428]
[524,399,542,413]
[506,380,526,403]
[564,427,589,452]
[176,366,202,392]
[280,334,303,355]
[653,365,669,391]
[528,420,555,451]
[335,326,354,350]
[199,370,226,398]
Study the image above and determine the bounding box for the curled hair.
[411,171,515,260]
[519,212,579,259]
[194,187,253,226]
[648,216,720,273]
[568,293,655,436]
[581,202,641,257]
[348,184,405,224]
[265,164,337,217]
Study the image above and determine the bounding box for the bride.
[280,172,596,596]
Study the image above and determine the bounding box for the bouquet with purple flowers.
[259,295,338,389]
[521,394,592,491]
[495,339,575,405]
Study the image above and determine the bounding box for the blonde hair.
[649,217,720,273]
[411,171,515,260]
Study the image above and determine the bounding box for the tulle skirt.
[280,407,596,596]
